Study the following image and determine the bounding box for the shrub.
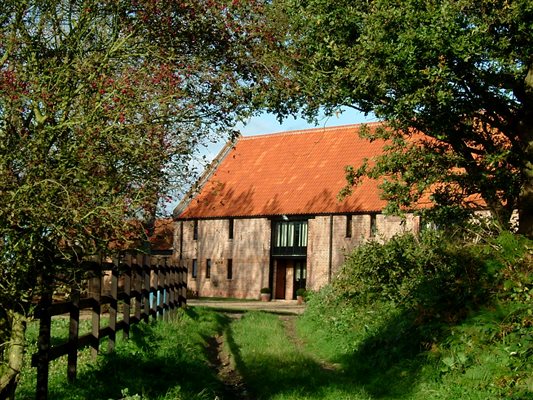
[334,231,489,323]
[260,287,271,294]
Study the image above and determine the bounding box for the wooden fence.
[31,254,187,400]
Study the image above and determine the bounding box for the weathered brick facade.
[175,218,271,299]
[173,124,426,300]
[174,213,420,299]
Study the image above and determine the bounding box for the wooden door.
[275,261,286,299]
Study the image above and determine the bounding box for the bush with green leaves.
[298,230,532,398]
[335,231,490,321]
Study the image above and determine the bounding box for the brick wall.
[174,212,420,299]
[306,213,421,291]
[174,218,271,299]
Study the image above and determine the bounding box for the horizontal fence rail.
[32,254,187,400]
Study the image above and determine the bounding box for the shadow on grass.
[335,308,433,398]
[224,309,438,400]
[45,310,232,400]
[224,323,344,399]
[24,306,445,400]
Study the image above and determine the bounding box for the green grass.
[291,232,533,400]
[296,301,533,400]
[16,232,532,399]
[17,303,532,400]
[227,311,372,400]
[225,232,532,400]
[17,308,231,400]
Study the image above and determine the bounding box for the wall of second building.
[306,213,420,291]
[174,218,271,299]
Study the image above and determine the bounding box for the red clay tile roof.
[149,218,174,251]
[177,123,392,219]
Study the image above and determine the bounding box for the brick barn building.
[173,124,421,300]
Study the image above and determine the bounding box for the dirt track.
[189,298,305,399]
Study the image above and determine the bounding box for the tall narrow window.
[227,259,233,280]
[192,259,198,278]
[346,215,352,238]
[193,220,198,240]
[229,218,234,240]
[206,259,211,279]
[370,214,377,237]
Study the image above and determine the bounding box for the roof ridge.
[175,121,394,219]
[172,140,235,219]
[239,122,383,140]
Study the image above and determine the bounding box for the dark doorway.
[275,261,286,299]
[273,258,306,300]
[293,260,306,299]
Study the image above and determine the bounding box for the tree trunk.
[518,66,533,238]
[0,309,27,400]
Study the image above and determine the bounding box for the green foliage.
[0,0,274,305]
[267,0,533,235]
[336,231,488,317]
[298,231,533,398]
[0,0,277,393]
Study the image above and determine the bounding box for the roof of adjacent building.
[149,218,174,251]
[176,123,395,219]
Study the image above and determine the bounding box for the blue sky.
[238,107,377,135]
[204,107,379,160]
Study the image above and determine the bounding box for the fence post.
[167,262,176,315]
[163,258,170,319]
[170,261,180,310]
[150,257,158,320]
[89,268,101,361]
[143,256,150,323]
[134,254,142,323]
[179,263,187,307]
[67,287,80,382]
[157,258,165,318]
[173,262,180,310]
[122,254,132,340]
[35,292,52,400]
[108,261,118,353]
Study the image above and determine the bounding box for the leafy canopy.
[0,0,273,311]
[267,0,533,235]
[0,0,279,395]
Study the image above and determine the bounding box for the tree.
[0,0,274,397]
[266,0,533,236]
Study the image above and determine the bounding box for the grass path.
[279,316,342,373]
[204,320,252,400]
[17,308,243,400]
[16,307,400,400]
[217,310,372,400]
[17,304,531,399]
